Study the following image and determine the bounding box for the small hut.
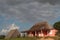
[5,29,20,39]
[22,21,57,37]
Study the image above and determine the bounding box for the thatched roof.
[21,21,53,33]
[28,21,52,31]
[5,29,20,39]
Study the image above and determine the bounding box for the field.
[0,37,37,40]
[0,37,60,40]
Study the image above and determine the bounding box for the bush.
[0,35,5,39]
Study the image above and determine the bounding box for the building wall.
[38,33,44,37]
[47,29,57,37]
[27,32,34,37]
[27,29,57,37]
[28,34,33,37]
[38,29,57,37]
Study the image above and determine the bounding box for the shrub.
[0,35,5,39]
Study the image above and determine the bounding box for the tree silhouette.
[53,21,60,30]
[53,21,60,36]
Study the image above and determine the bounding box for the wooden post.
[35,31,36,36]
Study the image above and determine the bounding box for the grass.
[9,37,37,40]
[0,36,60,40]
[2,37,37,40]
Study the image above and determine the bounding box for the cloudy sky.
[0,0,60,35]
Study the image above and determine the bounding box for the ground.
[37,38,54,40]
[0,36,60,40]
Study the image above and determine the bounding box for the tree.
[53,21,60,36]
[53,21,60,30]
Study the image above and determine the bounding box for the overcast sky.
[0,0,60,35]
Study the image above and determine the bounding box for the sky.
[0,0,60,35]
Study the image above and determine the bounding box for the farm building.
[22,21,58,37]
[5,29,20,39]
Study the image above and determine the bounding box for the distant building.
[21,21,58,37]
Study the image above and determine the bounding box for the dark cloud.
[3,0,60,5]
[0,0,60,23]
[0,0,60,5]
[35,0,59,5]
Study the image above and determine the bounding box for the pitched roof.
[29,21,52,31]
[5,29,20,39]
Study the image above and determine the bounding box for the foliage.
[0,35,5,39]
[53,21,60,30]
[53,21,60,36]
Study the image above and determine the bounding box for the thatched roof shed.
[5,29,20,39]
